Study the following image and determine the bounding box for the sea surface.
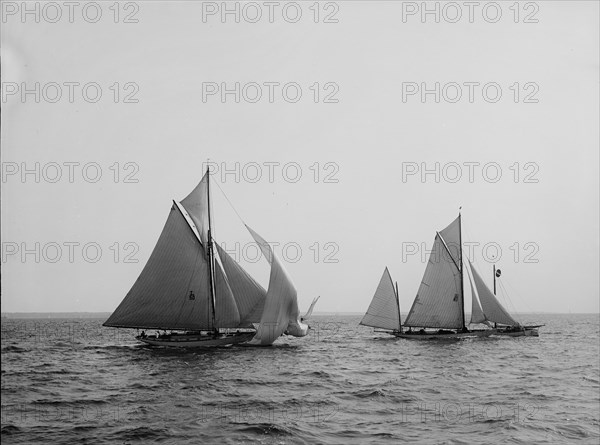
[1,314,599,444]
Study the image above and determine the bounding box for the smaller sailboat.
[469,263,542,337]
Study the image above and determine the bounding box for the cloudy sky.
[2,1,598,315]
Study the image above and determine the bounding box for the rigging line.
[502,276,536,314]
[497,279,520,318]
[213,178,246,227]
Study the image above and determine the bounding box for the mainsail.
[360,267,400,331]
[245,225,308,345]
[103,204,240,330]
[403,220,464,329]
[469,262,518,327]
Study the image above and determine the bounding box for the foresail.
[180,173,209,246]
[404,234,463,329]
[302,296,321,321]
[245,225,307,345]
[215,242,266,326]
[360,267,400,331]
[467,267,486,324]
[214,260,242,328]
[469,262,518,327]
[104,205,214,330]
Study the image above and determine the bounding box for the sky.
[1,1,599,315]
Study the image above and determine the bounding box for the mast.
[458,210,466,331]
[395,281,401,331]
[493,264,497,328]
[206,166,218,332]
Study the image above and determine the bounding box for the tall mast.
[493,264,497,329]
[395,281,401,331]
[458,210,466,331]
[206,166,217,332]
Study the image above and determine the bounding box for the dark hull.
[138,332,255,347]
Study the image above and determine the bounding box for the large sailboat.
[469,263,542,337]
[103,167,311,347]
[361,213,494,340]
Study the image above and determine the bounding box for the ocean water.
[1,314,599,444]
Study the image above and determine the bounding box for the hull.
[494,326,539,337]
[395,329,495,340]
[138,331,255,348]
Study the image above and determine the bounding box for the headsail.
[467,266,487,325]
[469,262,518,327]
[302,296,321,321]
[245,225,308,345]
[215,242,266,326]
[360,267,400,331]
[103,204,240,330]
[403,233,463,329]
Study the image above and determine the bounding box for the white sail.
[104,204,240,330]
[404,234,463,329]
[439,215,461,268]
[215,242,266,326]
[467,266,487,325]
[360,267,400,331]
[245,225,308,345]
[302,296,321,321]
[469,262,518,327]
[180,173,210,246]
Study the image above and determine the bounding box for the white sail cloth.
[360,267,400,331]
[245,225,308,345]
[103,204,240,330]
[404,232,463,329]
[303,296,320,320]
[180,174,210,246]
[468,267,487,325]
[469,262,519,327]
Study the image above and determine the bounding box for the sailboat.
[469,263,542,337]
[361,213,494,340]
[103,167,312,347]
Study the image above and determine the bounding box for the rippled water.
[2,314,599,444]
